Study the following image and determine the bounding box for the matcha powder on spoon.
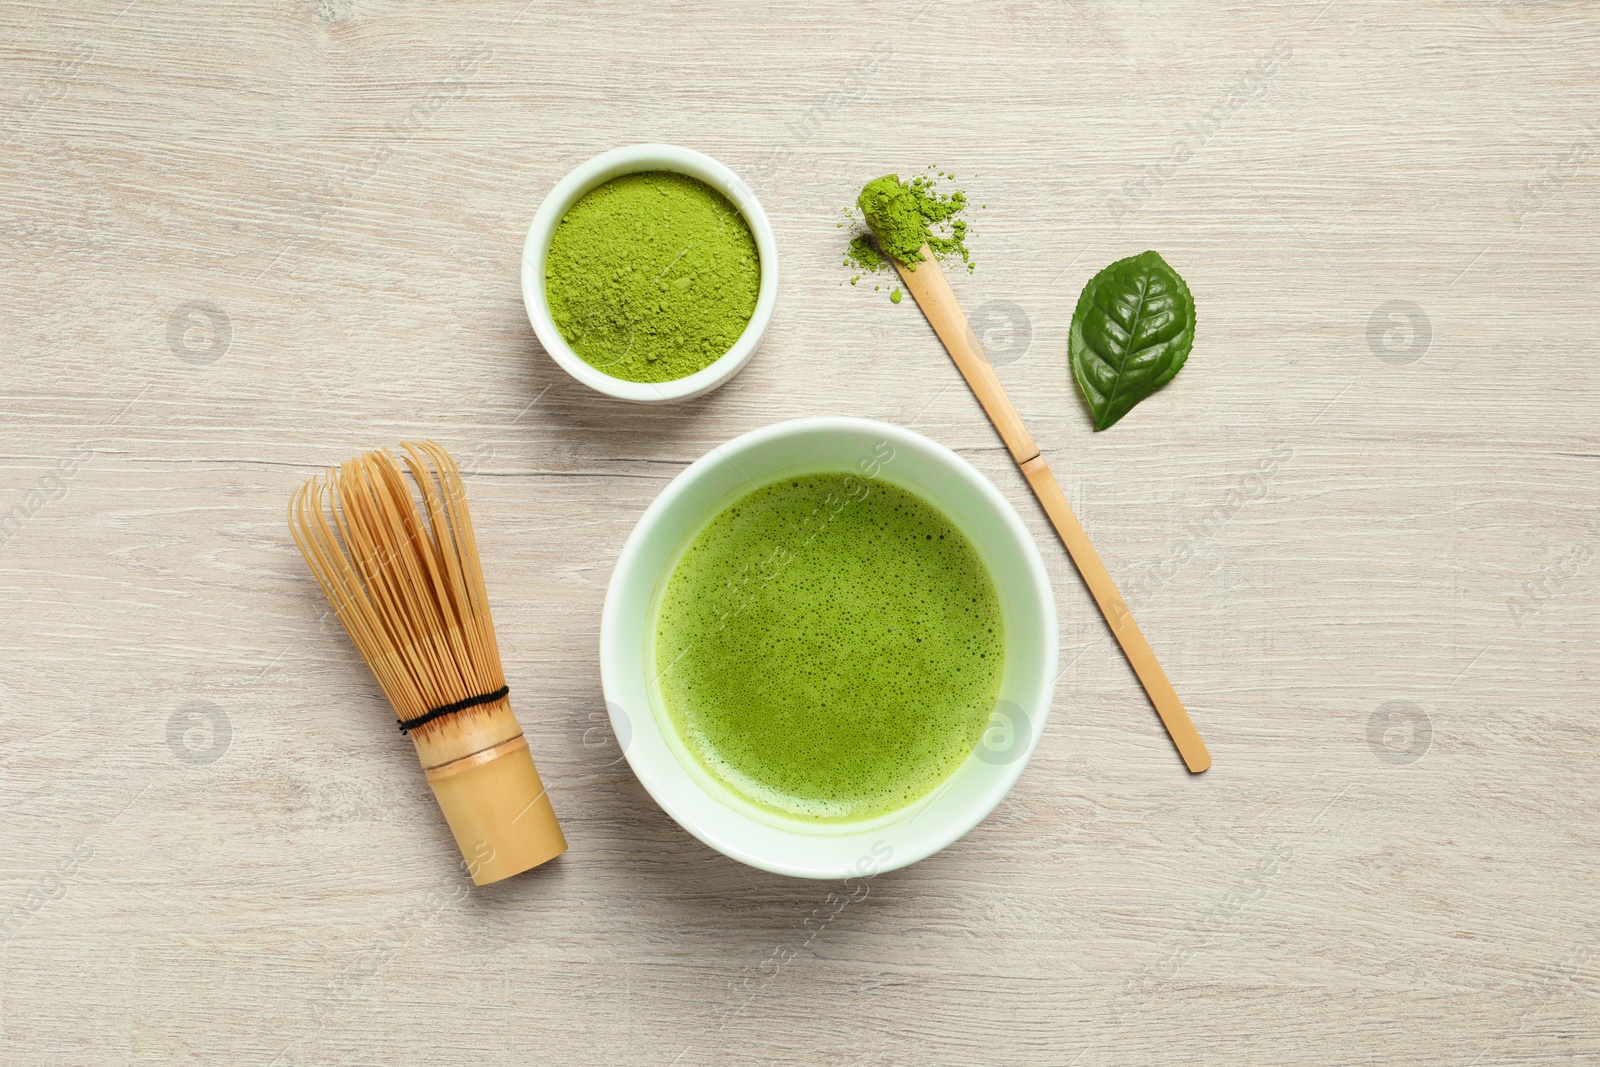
[845,170,974,300]
[545,172,760,383]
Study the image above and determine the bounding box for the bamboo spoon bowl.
[888,244,1211,773]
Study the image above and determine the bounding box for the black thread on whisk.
[397,685,510,734]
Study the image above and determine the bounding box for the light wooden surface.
[1,1,1597,1063]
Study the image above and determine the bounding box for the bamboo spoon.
[888,245,1211,773]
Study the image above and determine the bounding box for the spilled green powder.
[846,233,883,273]
[842,170,974,301]
[545,171,759,383]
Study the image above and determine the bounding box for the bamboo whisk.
[289,440,566,884]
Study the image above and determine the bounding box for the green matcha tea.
[653,473,1004,822]
[545,171,759,383]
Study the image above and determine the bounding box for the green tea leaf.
[1069,250,1195,431]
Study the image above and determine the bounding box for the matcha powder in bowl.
[544,172,760,384]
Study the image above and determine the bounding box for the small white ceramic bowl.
[600,417,1058,879]
[521,144,778,404]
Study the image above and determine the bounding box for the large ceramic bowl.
[600,417,1058,878]
[521,143,778,404]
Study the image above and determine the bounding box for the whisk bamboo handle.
[891,248,1211,773]
[411,696,566,884]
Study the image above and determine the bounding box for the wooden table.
[2,2,1595,1063]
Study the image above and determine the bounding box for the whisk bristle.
[289,441,505,735]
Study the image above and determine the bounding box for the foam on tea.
[653,473,1004,822]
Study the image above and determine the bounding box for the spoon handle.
[891,248,1211,773]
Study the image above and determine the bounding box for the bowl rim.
[599,416,1059,879]
[521,143,778,405]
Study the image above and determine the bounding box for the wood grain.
[1,1,1597,1064]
